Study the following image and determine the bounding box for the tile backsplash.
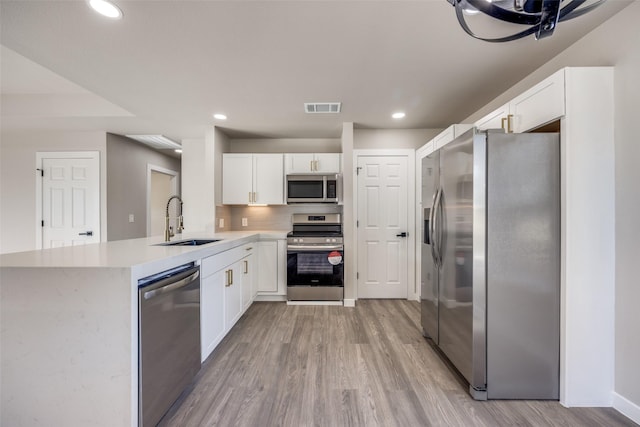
[218,204,343,231]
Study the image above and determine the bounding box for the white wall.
[462,3,640,420]
[341,123,355,304]
[354,128,440,150]
[229,138,341,153]
[0,130,107,254]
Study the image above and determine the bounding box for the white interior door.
[40,153,100,248]
[357,155,409,299]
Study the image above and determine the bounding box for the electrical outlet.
[242,218,248,227]
[128,214,135,223]
[219,218,224,228]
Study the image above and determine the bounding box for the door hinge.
[37,168,44,177]
[41,220,44,227]
[356,166,363,175]
[357,272,359,279]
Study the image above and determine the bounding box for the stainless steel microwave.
[286,174,341,203]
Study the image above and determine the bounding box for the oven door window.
[287,250,343,286]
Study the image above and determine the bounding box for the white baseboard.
[343,299,356,307]
[286,300,343,306]
[613,392,640,425]
[253,295,286,302]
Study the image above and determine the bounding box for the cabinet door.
[314,153,341,173]
[433,126,455,150]
[201,270,225,362]
[222,154,253,204]
[224,263,243,331]
[276,239,287,295]
[241,252,255,312]
[510,69,565,132]
[253,154,284,205]
[285,153,315,174]
[475,104,510,131]
[257,241,278,292]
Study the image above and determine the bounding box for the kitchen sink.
[155,239,221,246]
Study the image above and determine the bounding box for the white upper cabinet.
[433,124,473,150]
[222,153,284,205]
[285,153,341,174]
[475,69,565,133]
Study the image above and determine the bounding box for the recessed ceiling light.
[88,0,123,19]
[392,112,406,119]
[213,114,227,120]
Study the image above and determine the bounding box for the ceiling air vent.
[304,102,341,114]
[125,134,181,150]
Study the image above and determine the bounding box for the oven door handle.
[287,245,344,251]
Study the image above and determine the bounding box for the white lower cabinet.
[257,241,278,292]
[200,268,225,363]
[224,261,243,332]
[256,239,287,297]
[201,243,256,363]
[242,250,256,311]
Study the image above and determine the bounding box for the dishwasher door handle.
[143,270,200,300]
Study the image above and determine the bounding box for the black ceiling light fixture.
[447,0,606,42]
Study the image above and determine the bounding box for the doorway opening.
[147,165,179,237]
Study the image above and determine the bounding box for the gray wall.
[0,130,107,254]
[461,2,640,413]
[106,134,181,241]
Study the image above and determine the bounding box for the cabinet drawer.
[201,243,255,277]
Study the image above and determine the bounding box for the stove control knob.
[293,238,298,243]
[332,238,337,243]
[326,238,330,243]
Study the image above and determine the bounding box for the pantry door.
[38,152,101,249]
[357,155,410,299]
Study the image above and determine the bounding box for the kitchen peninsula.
[0,231,285,427]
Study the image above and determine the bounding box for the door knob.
[396,232,407,238]
[79,231,93,236]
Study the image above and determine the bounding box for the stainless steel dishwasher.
[138,262,200,427]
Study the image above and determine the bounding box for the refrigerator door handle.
[432,187,443,267]
[428,188,438,264]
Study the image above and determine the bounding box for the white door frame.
[35,151,101,250]
[146,164,179,237]
[352,149,416,301]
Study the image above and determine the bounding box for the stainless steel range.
[287,213,344,301]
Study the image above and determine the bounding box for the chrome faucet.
[165,195,184,241]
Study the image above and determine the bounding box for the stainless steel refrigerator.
[421,127,560,400]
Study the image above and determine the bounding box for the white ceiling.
[0,0,633,141]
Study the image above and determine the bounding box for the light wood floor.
[161,300,636,427]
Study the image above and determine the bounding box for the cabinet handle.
[310,160,313,171]
[244,260,248,274]
[501,117,507,130]
[230,269,233,285]
[314,160,318,171]
[225,270,231,287]
[507,114,514,133]
[253,192,257,203]
[245,247,253,251]
[248,192,252,203]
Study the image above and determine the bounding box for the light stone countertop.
[0,230,288,280]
